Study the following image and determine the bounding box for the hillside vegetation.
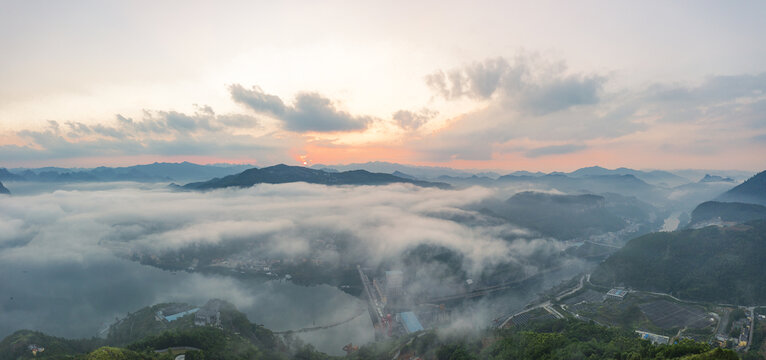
[718,170,766,205]
[689,201,766,227]
[182,164,449,190]
[1,318,739,360]
[0,300,309,360]
[483,191,658,240]
[348,319,737,360]
[591,220,766,304]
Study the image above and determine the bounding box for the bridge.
[273,308,366,334]
[357,265,388,339]
[417,282,520,304]
[417,266,566,305]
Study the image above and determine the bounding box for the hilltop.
[591,220,766,305]
[699,174,735,183]
[717,170,766,205]
[0,162,253,183]
[688,201,766,228]
[480,191,659,240]
[568,166,689,187]
[182,164,450,190]
[0,299,307,360]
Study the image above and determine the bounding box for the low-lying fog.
[0,181,593,354]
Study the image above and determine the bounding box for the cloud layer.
[2,55,765,170]
[1,106,293,163]
[0,182,579,353]
[230,84,372,132]
[425,56,605,115]
[407,56,766,166]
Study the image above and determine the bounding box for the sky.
[1,0,765,171]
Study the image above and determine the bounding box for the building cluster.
[152,301,225,328]
[155,304,200,323]
[209,247,334,278]
[399,311,425,333]
[194,299,224,328]
[635,330,670,345]
[210,254,282,275]
[606,287,629,301]
[131,236,341,278]
[732,310,753,349]
[372,270,404,306]
[360,267,451,340]
[27,344,45,355]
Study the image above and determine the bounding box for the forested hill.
[182,164,450,190]
[0,318,738,360]
[347,319,735,360]
[717,170,766,205]
[481,191,658,240]
[591,220,766,305]
[0,300,319,360]
[688,201,766,227]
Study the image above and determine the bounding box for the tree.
[185,350,205,360]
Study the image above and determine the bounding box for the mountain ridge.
[0,162,254,183]
[688,201,766,227]
[182,164,450,190]
[591,219,766,304]
[717,170,766,205]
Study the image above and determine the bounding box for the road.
[712,310,727,341]
[357,265,385,326]
[746,307,755,352]
[497,274,586,328]
[642,291,696,304]
[418,266,566,305]
[555,274,585,302]
[155,346,201,353]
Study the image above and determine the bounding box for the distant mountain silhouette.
[435,174,497,187]
[507,170,546,177]
[311,161,476,179]
[309,163,703,188]
[717,170,766,205]
[0,168,24,182]
[0,162,252,183]
[496,173,658,201]
[698,174,735,183]
[568,166,688,186]
[0,181,9,195]
[182,164,450,190]
[391,170,418,180]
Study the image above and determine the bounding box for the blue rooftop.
[164,308,199,322]
[400,311,424,333]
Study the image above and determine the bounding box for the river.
[0,255,371,355]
